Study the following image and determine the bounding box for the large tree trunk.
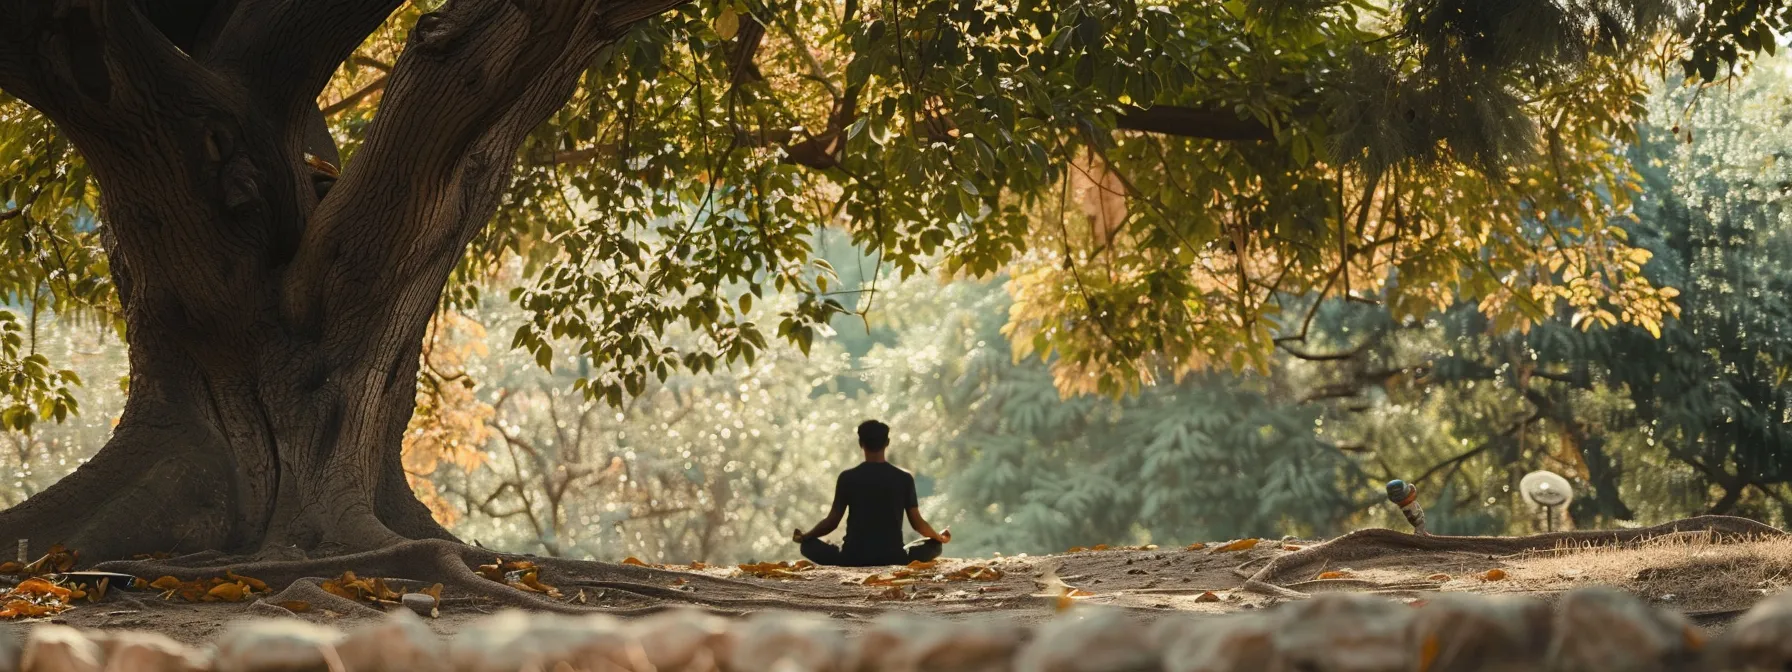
[0,0,682,562]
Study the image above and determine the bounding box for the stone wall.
[3,586,1790,671]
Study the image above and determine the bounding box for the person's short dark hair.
[858,420,890,450]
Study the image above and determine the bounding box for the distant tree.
[857,277,1349,554]
[1294,61,1792,530]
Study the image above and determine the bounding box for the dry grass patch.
[1508,532,1792,613]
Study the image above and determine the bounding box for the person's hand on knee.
[793,528,805,544]
[935,528,951,544]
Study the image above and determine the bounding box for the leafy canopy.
[0,0,1776,415]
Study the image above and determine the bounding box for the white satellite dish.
[1520,470,1574,532]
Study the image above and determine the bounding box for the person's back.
[792,420,952,567]
[838,461,916,564]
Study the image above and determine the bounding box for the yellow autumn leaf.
[716,7,741,39]
[621,557,650,567]
[1481,569,1507,581]
[1183,542,1206,551]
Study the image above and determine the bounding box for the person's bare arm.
[795,474,849,542]
[794,503,845,543]
[906,507,951,544]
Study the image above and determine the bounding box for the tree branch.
[1412,412,1542,486]
[1115,105,1276,142]
[205,0,408,132]
[321,75,390,117]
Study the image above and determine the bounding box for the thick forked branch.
[0,0,207,129]
[288,0,688,347]
[204,0,407,127]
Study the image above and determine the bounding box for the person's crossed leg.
[800,536,942,567]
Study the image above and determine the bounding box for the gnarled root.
[1238,515,1786,599]
[91,539,882,617]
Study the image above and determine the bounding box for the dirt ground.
[6,519,1789,647]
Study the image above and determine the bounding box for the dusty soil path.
[9,516,1787,646]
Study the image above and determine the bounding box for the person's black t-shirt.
[833,461,918,561]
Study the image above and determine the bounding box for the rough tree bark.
[0,0,682,562]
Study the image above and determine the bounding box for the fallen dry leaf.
[476,561,505,582]
[1067,546,1088,553]
[1316,570,1353,580]
[227,572,270,592]
[1184,543,1207,551]
[206,583,246,603]
[621,557,650,567]
[1195,591,1221,603]
[276,600,312,613]
[945,565,1004,582]
[1212,539,1260,553]
[1480,569,1508,582]
[737,561,813,580]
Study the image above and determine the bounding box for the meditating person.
[792,420,951,566]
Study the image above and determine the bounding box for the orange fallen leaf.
[516,570,563,598]
[15,578,71,600]
[1316,571,1353,580]
[1213,539,1260,553]
[1195,591,1221,603]
[1184,543,1207,551]
[226,572,270,593]
[907,560,939,570]
[1091,544,1110,551]
[476,562,505,582]
[621,557,650,567]
[148,576,182,591]
[1067,546,1088,553]
[206,583,246,603]
[0,599,64,619]
[1283,545,1302,551]
[277,600,312,613]
[1480,569,1507,581]
[0,562,22,575]
[687,562,709,570]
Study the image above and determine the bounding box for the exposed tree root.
[1237,516,1786,598]
[90,538,882,617]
